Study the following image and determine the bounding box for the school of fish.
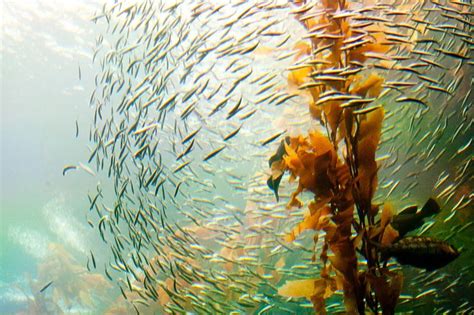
[67,0,472,313]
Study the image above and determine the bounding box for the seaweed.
[270,0,459,313]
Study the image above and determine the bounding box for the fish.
[209,96,231,117]
[173,160,191,173]
[239,108,257,121]
[78,162,96,176]
[180,102,196,120]
[395,96,428,108]
[176,139,195,160]
[104,266,113,281]
[226,97,243,118]
[203,145,226,162]
[39,281,54,293]
[62,165,77,176]
[391,198,440,237]
[174,181,183,198]
[77,0,474,312]
[133,123,158,135]
[182,128,201,144]
[133,143,149,159]
[380,237,460,271]
[223,125,242,141]
[434,47,469,60]
[260,130,286,146]
[159,93,178,111]
[90,250,96,269]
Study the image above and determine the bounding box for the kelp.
[17,244,113,314]
[270,0,423,314]
[272,0,464,311]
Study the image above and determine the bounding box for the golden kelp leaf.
[328,255,346,275]
[284,233,296,243]
[270,257,285,284]
[309,197,332,215]
[309,99,322,120]
[348,47,367,64]
[353,230,364,250]
[369,203,380,217]
[368,226,384,239]
[328,251,359,315]
[293,41,312,60]
[275,257,286,269]
[322,101,343,134]
[220,246,244,272]
[358,105,384,141]
[327,44,342,67]
[283,133,337,199]
[335,162,351,188]
[367,270,404,314]
[332,205,354,228]
[321,0,339,10]
[252,45,275,56]
[278,279,319,299]
[340,19,350,34]
[285,205,331,242]
[335,274,345,291]
[326,224,360,315]
[313,276,339,314]
[184,225,215,241]
[305,17,319,32]
[288,66,312,88]
[310,151,334,197]
[356,107,385,202]
[320,214,337,240]
[308,83,321,100]
[290,134,307,148]
[287,185,303,209]
[381,224,399,246]
[156,279,172,306]
[378,59,396,69]
[321,278,337,299]
[278,278,336,301]
[348,32,390,64]
[308,130,333,156]
[283,142,303,173]
[381,202,394,227]
[328,238,357,276]
[270,159,285,179]
[349,72,384,98]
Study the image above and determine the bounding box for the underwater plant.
[9,244,113,314]
[36,244,112,311]
[270,0,464,314]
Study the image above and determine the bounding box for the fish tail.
[420,198,440,217]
